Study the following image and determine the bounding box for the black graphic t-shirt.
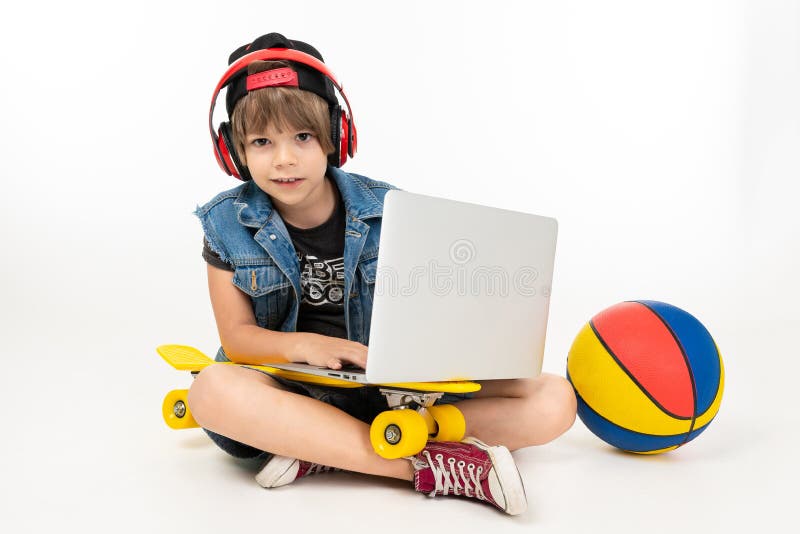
[284,188,347,339]
[202,185,347,339]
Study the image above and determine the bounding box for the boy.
[190,32,577,516]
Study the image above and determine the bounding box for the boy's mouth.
[270,177,304,186]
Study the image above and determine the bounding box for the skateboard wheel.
[370,409,428,459]
[427,404,466,442]
[162,389,199,429]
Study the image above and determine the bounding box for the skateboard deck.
[157,344,480,458]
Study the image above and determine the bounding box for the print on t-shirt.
[299,254,345,306]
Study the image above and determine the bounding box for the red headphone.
[209,48,358,180]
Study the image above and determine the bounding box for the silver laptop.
[268,190,558,384]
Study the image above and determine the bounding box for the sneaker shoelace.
[423,450,486,501]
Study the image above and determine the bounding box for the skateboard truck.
[370,388,467,458]
[380,388,444,436]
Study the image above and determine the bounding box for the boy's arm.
[207,264,367,369]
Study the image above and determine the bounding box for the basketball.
[566,300,724,454]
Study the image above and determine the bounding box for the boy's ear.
[218,122,252,181]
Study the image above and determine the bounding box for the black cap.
[224,32,337,116]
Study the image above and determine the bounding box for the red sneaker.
[411,437,527,515]
[255,455,340,488]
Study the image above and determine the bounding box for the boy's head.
[229,61,336,167]
[211,32,355,178]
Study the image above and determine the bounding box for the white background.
[1,0,798,532]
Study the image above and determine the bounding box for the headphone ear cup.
[347,115,356,158]
[328,106,343,167]
[337,110,350,167]
[218,122,251,181]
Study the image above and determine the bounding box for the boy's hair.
[230,61,335,164]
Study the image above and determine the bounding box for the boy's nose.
[273,143,297,167]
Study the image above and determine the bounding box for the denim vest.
[195,166,396,346]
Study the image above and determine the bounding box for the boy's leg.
[187,363,414,481]
[187,362,538,515]
[453,373,577,451]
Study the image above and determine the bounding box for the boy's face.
[243,124,330,219]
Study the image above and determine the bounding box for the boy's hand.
[287,333,368,370]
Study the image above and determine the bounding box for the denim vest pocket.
[233,265,292,329]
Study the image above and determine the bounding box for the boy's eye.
[296,132,313,142]
[251,138,270,147]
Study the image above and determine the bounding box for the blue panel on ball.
[636,301,721,416]
[575,389,688,452]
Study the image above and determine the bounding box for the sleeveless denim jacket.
[195,166,396,348]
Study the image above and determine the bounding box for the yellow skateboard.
[157,344,480,459]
